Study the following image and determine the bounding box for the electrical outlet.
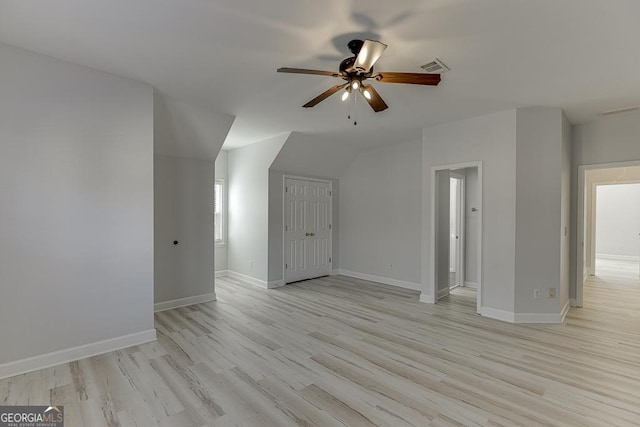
[533,289,541,299]
[548,288,556,298]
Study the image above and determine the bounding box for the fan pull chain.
[353,92,358,125]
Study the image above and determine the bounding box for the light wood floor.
[2,274,640,426]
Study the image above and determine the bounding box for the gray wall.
[514,107,567,314]
[464,168,480,285]
[227,135,288,283]
[560,113,572,309]
[0,43,154,365]
[595,183,640,258]
[339,140,423,288]
[436,170,451,296]
[267,171,339,284]
[215,150,228,272]
[267,133,357,284]
[423,110,517,313]
[571,112,640,299]
[154,155,215,303]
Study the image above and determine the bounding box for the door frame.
[282,174,333,284]
[430,161,483,314]
[576,160,640,306]
[449,172,466,288]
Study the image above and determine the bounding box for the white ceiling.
[2,0,640,150]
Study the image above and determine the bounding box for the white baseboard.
[267,280,285,289]
[0,329,156,380]
[438,287,450,299]
[464,281,478,288]
[514,307,569,324]
[596,253,640,262]
[226,270,269,289]
[480,302,569,324]
[154,292,217,312]
[570,298,582,308]
[419,293,435,304]
[480,307,516,323]
[336,269,421,291]
[331,269,340,276]
[215,270,228,278]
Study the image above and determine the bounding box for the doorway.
[430,162,482,313]
[576,162,640,306]
[449,174,465,289]
[283,176,332,283]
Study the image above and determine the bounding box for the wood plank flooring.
[1,273,640,426]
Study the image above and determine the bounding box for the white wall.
[436,170,451,295]
[267,133,356,284]
[514,107,567,315]
[227,134,288,283]
[154,155,215,304]
[571,112,640,300]
[560,113,572,309]
[423,110,517,314]
[215,150,228,273]
[266,170,340,284]
[464,168,480,285]
[0,43,155,370]
[339,140,423,289]
[596,183,640,259]
[270,132,359,179]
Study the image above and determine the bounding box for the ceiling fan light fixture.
[362,88,372,100]
[353,40,388,72]
[351,80,360,90]
[341,90,350,101]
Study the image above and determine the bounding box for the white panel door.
[284,178,332,283]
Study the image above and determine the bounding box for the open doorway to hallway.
[595,182,640,279]
[432,163,482,312]
[577,163,640,309]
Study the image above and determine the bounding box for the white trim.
[514,302,571,324]
[480,307,516,323]
[576,159,640,307]
[337,269,421,291]
[215,270,228,278]
[154,293,216,312]
[331,269,340,276]
[464,281,478,288]
[596,253,640,262]
[571,298,582,308]
[419,293,435,303]
[438,287,450,299]
[0,329,156,380]
[226,271,287,289]
[430,161,483,314]
[283,175,333,285]
[226,270,269,289]
[481,302,570,324]
[267,280,285,289]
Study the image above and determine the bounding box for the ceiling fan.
[277,39,441,113]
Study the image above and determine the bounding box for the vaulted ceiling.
[1,0,639,150]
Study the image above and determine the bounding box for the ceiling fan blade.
[375,72,441,85]
[352,40,388,72]
[361,84,388,112]
[302,83,348,108]
[277,67,341,77]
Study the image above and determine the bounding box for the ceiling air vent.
[420,58,450,73]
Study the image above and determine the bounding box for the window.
[214,179,224,245]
